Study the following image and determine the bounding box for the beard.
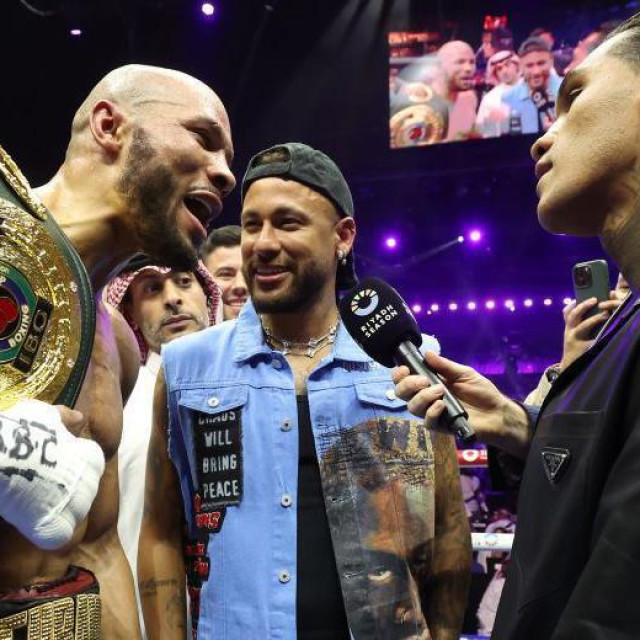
[117,127,198,271]
[245,260,329,314]
[141,310,208,353]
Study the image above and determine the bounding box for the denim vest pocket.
[354,380,408,412]
[177,385,249,415]
[176,385,250,517]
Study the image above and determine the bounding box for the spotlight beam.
[393,236,464,268]
[19,0,57,17]
[230,0,281,115]
[359,236,464,273]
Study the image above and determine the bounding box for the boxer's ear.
[89,100,126,155]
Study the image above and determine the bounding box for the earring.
[337,249,347,266]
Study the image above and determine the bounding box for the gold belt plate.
[0,198,83,410]
[0,593,101,639]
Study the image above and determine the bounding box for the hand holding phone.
[560,260,612,366]
[572,260,609,319]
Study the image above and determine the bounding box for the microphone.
[339,277,475,442]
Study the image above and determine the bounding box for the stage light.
[467,301,477,311]
[70,28,82,36]
[524,298,533,308]
[563,297,573,305]
[384,236,398,249]
[469,229,483,243]
[412,303,422,314]
[457,235,464,243]
[449,302,458,311]
[543,298,552,306]
[485,300,496,310]
[504,299,515,309]
[430,303,440,312]
[201,2,215,16]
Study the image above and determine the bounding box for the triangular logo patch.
[541,447,571,484]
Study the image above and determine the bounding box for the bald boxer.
[0,64,234,639]
[437,40,478,140]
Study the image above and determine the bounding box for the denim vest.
[163,302,439,639]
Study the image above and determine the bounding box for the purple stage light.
[524,298,533,308]
[412,303,422,314]
[543,298,553,306]
[430,303,440,312]
[449,302,458,311]
[201,2,215,16]
[70,28,82,36]
[467,301,477,311]
[384,236,398,249]
[468,229,483,243]
[485,300,496,310]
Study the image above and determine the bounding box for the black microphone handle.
[395,341,476,442]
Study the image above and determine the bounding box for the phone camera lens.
[575,266,593,288]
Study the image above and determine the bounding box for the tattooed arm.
[425,432,472,640]
[138,368,187,639]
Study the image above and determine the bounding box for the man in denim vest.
[141,143,470,639]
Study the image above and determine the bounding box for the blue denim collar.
[233,301,372,365]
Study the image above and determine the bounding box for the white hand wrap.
[0,399,105,550]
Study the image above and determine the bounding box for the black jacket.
[494,292,640,639]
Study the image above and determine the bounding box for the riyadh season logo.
[351,289,379,317]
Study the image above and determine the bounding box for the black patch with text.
[192,408,243,510]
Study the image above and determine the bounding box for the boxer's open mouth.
[184,191,221,232]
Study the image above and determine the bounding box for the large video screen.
[389,11,631,148]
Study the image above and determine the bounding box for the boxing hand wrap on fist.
[0,399,105,550]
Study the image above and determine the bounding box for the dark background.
[3,0,632,395]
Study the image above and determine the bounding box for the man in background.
[200,225,248,320]
[106,255,220,636]
[564,21,621,73]
[476,50,521,137]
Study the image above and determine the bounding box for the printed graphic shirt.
[162,302,441,639]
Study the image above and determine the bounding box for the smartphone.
[572,260,610,321]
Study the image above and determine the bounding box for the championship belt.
[0,144,95,410]
[389,83,448,148]
[0,565,101,639]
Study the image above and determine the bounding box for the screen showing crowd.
[389,14,627,148]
